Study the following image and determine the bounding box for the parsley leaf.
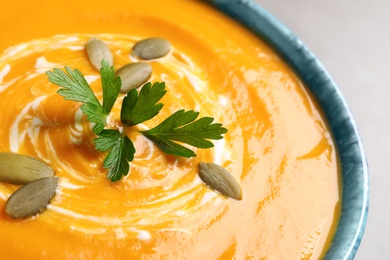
[46,60,120,133]
[141,110,228,158]
[79,101,106,133]
[47,66,106,133]
[100,60,121,115]
[94,129,135,182]
[121,82,167,126]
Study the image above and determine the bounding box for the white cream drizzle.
[34,56,57,74]
[129,55,138,63]
[183,71,204,92]
[0,64,11,83]
[218,95,229,107]
[70,109,84,145]
[162,172,202,192]
[66,46,84,51]
[0,64,14,93]
[200,191,219,205]
[0,78,17,93]
[25,72,40,81]
[9,95,47,152]
[45,136,60,163]
[0,43,27,61]
[60,179,85,190]
[70,226,107,235]
[58,36,79,43]
[48,205,124,225]
[0,191,7,200]
[163,53,208,93]
[175,210,186,217]
[0,34,237,239]
[113,228,127,239]
[213,138,226,165]
[84,75,99,84]
[135,229,151,241]
[133,137,155,161]
[26,117,43,141]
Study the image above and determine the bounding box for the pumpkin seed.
[0,152,54,185]
[132,38,171,60]
[5,177,59,219]
[86,38,113,70]
[198,162,242,200]
[115,62,152,93]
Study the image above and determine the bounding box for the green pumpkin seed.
[115,62,152,93]
[5,177,59,219]
[86,38,113,70]
[132,38,171,60]
[198,162,242,200]
[0,152,54,185]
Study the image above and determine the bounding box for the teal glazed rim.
[205,0,369,259]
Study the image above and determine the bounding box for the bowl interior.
[206,0,369,259]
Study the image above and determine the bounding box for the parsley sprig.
[121,82,166,126]
[46,60,120,133]
[94,130,135,182]
[142,110,225,158]
[46,60,227,182]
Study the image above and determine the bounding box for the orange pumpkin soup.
[0,0,340,259]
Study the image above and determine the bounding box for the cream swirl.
[0,34,240,238]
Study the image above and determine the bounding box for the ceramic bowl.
[206,0,369,259]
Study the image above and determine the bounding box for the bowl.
[205,0,369,258]
[0,0,369,258]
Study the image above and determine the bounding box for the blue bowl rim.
[205,0,369,259]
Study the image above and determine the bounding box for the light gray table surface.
[253,0,389,259]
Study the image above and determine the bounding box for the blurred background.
[254,0,390,258]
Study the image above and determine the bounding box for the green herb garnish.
[47,60,227,182]
[94,130,135,182]
[121,82,166,126]
[142,110,226,158]
[46,60,120,133]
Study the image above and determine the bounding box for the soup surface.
[0,0,340,259]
